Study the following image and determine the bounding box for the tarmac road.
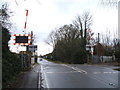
[38,58,119,88]
[14,58,119,89]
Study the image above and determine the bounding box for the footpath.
[10,64,42,89]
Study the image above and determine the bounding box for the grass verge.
[43,58,69,64]
[113,68,120,71]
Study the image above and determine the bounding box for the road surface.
[38,58,119,88]
[15,58,119,89]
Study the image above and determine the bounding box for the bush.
[53,39,87,64]
[2,27,22,88]
[2,53,21,88]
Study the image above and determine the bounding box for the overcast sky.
[1,0,118,55]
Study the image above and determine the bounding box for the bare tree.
[72,11,92,46]
[99,0,119,8]
[101,30,113,47]
[112,29,118,46]
[45,28,59,48]
[45,12,92,63]
[46,24,86,63]
[0,3,12,29]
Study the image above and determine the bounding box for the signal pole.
[98,33,100,43]
[118,1,120,43]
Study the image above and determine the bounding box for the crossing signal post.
[28,45,37,52]
[28,45,38,63]
[13,10,36,70]
[86,28,94,63]
[13,34,31,70]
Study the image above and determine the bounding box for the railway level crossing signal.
[13,34,31,45]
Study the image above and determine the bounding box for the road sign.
[18,46,26,51]
[28,45,37,52]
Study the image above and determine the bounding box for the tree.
[72,12,92,47]
[46,12,93,64]
[1,3,11,59]
[99,0,118,8]
[1,3,22,88]
[0,3,12,29]
[100,29,119,56]
[101,30,113,47]
[46,24,87,64]
[45,29,59,48]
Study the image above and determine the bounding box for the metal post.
[0,23,2,90]
[21,51,24,70]
[118,1,120,43]
[98,33,100,43]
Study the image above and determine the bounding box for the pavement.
[12,63,41,89]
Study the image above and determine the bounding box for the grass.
[114,68,120,71]
[34,62,39,65]
[43,58,69,64]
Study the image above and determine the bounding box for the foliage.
[73,12,92,46]
[0,3,12,29]
[114,68,120,71]
[2,26,22,88]
[99,0,118,8]
[1,4,22,88]
[104,49,113,56]
[114,43,120,59]
[115,50,120,58]
[46,12,92,64]
[48,24,87,64]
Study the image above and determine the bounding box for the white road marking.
[46,71,78,74]
[41,65,51,89]
[93,71,118,74]
[62,64,87,74]
[93,72,101,74]
[103,72,118,74]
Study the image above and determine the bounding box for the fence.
[92,55,115,63]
